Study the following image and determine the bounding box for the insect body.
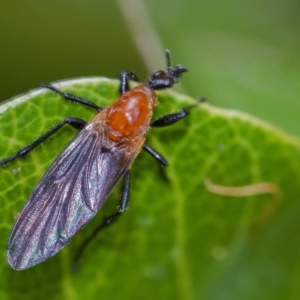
[0,50,191,270]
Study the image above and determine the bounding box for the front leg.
[119,71,139,94]
[151,105,195,127]
[41,84,102,111]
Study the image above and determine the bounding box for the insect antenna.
[165,49,172,70]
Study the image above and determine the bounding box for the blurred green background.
[0,0,299,135]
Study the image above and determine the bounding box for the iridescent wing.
[7,120,142,270]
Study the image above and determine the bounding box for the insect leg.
[98,171,131,228]
[41,83,102,111]
[143,144,168,167]
[119,71,139,94]
[74,171,131,263]
[0,117,86,166]
[151,105,195,127]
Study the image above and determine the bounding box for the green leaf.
[0,78,299,300]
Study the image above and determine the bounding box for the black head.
[147,50,188,90]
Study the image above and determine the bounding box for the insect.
[0,50,192,270]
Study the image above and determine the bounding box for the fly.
[0,50,192,270]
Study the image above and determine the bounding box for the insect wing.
[7,122,135,270]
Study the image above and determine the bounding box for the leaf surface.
[0,78,299,300]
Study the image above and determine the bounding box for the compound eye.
[151,70,167,80]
